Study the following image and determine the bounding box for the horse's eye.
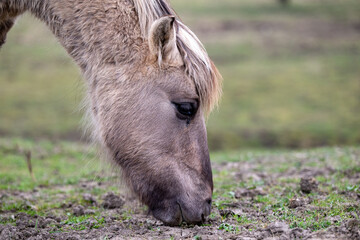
[173,102,198,119]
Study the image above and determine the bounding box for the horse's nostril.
[202,198,212,219]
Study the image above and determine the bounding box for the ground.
[1,0,360,239]
[1,139,359,239]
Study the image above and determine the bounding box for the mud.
[1,211,358,239]
[1,149,360,239]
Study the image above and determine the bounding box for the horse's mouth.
[176,201,205,225]
[177,202,184,224]
[150,198,209,226]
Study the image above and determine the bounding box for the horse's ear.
[148,16,183,67]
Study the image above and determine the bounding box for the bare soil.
[1,154,359,240]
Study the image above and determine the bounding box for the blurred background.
[0,0,359,150]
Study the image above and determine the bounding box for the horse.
[0,0,222,225]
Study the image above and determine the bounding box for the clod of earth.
[219,209,234,218]
[72,205,85,216]
[82,193,97,205]
[101,192,125,209]
[261,221,290,239]
[235,187,266,198]
[300,177,318,193]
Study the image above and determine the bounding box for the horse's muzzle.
[152,197,212,226]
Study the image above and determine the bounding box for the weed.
[218,223,239,233]
[234,215,254,225]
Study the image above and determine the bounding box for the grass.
[0,138,359,235]
[0,0,360,149]
[0,138,107,191]
[0,139,123,235]
[60,215,106,230]
[210,145,360,232]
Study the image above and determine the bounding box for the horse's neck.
[1,0,146,72]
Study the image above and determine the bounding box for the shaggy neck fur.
[2,0,144,71]
[0,0,221,113]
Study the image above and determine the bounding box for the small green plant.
[218,223,239,233]
[234,215,254,225]
[121,211,132,221]
[346,185,359,192]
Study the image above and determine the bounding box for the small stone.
[288,197,305,208]
[44,218,58,226]
[290,227,307,239]
[84,209,96,215]
[219,209,234,218]
[61,201,73,208]
[266,221,290,235]
[232,208,243,216]
[235,187,266,198]
[110,225,120,232]
[83,193,97,205]
[300,177,318,193]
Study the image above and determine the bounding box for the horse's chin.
[151,202,183,226]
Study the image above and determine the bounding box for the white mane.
[131,0,222,113]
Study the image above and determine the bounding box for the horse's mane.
[131,0,222,113]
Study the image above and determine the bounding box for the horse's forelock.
[131,0,222,114]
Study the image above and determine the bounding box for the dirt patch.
[300,177,318,194]
[1,148,360,239]
[101,192,125,210]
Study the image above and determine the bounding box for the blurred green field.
[1,0,360,149]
